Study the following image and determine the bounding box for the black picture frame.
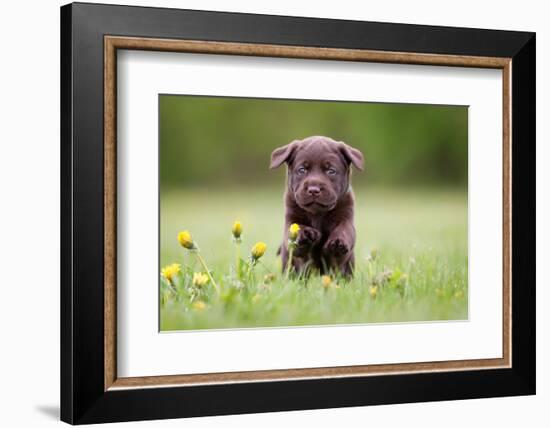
[61,2,535,424]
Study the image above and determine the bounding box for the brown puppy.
[270,136,364,277]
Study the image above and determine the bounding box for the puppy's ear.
[338,142,364,171]
[270,140,300,169]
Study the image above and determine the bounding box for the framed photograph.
[61,2,535,424]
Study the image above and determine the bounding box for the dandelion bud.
[288,223,300,241]
[192,272,209,288]
[321,275,332,289]
[161,263,181,283]
[251,242,267,260]
[264,273,276,283]
[192,301,207,311]
[232,220,243,240]
[178,230,195,250]
[369,285,378,298]
[370,248,379,261]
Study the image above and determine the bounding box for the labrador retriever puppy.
[270,136,364,277]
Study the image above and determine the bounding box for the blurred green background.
[159,95,468,329]
[160,95,468,190]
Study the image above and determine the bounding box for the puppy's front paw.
[297,226,321,247]
[324,238,350,257]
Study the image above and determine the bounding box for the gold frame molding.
[104,36,512,391]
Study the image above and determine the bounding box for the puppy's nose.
[307,185,322,196]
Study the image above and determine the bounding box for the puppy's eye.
[326,168,337,176]
[296,167,307,175]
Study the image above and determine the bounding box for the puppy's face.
[270,136,364,214]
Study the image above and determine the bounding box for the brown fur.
[270,136,364,277]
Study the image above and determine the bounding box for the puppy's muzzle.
[306,184,322,197]
[296,181,337,211]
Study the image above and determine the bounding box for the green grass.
[160,187,468,331]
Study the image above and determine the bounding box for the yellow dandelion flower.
[285,225,300,278]
[232,220,243,240]
[369,285,378,298]
[192,272,209,288]
[177,230,195,250]
[251,242,267,260]
[161,263,181,283]
[321,275,332,289]
[192,301,207,311]
[288,223,300,241]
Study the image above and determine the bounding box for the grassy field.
[160,187,468,331]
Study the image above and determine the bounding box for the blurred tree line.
[159,95,467,189]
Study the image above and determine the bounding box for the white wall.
[0,1,545,426]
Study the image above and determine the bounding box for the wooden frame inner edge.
[104,36,512,391]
